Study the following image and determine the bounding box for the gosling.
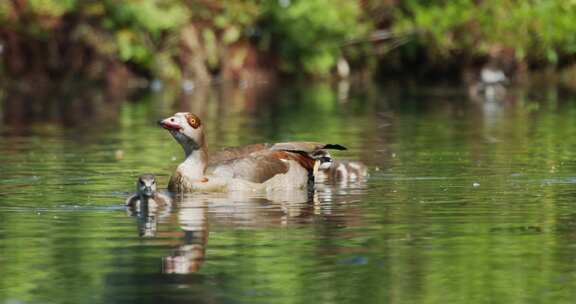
[125,174,171,208]
[316,160,369,183]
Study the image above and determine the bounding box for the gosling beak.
[143,186,153,197]
[318,157,333,170]
[158,118,182,131]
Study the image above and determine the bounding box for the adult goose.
[158,112,345,193]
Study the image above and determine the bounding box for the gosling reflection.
[135,210,157,238]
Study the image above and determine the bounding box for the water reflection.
[127,198,173,238]
[4,79,576,303]
[126,176,368,275]
[1,83,126,129]
[163,199,208,274]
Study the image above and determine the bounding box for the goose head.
[158,112,205,156]
[137,174,157,198]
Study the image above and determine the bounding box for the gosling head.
[137,174,157,198]
[158,112,205,156]
[312,150,333,170]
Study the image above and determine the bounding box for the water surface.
[2,82,576,303]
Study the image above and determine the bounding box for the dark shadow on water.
[0,82,131,130]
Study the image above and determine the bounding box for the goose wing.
[208,142,345,184]
[209,143,271,164]
[210,142,344,164]
[208,150,317,183]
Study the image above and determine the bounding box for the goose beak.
[143,186,153,197]
[158,118,182,131]
[318,157,333,170]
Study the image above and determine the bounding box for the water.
[2,82,576,303]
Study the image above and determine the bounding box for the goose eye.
[185,113,201,128]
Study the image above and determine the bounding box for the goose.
[469,64,508,102]
[158,112,346,193]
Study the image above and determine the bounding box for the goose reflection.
[163,199,208,274]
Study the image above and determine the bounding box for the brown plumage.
[209,143,271,164]
[209,152,289,183]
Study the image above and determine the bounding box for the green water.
[2,82,576,303]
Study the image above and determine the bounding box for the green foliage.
[27,0,77,17]
[3,0,576,80]
[0,0,367,79]
[394,0,576,64]
[103,0,188,34]
[262,0,368,76]
[0,2,9,21]
[98,1,190,72]
[0,0,191,78]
